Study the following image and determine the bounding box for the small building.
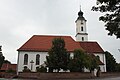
[0,63,17,73]
[0,63,17,78]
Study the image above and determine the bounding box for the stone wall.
[18,72,120,79]
[19,72,91,79]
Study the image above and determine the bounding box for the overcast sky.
[0,0,120,63]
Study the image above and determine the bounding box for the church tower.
[75,8,88,41]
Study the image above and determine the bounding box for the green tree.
[73,49,87,72]
[87,54,99,71]
[104,51,117,72]
[4,60,11,64]
[92,0,120,38]
[68,49,99,72]
[68,49,89,72]
[36,66,47,72]
[69,49,86,72]
[0,46,5,69]
[46,38,70,72]
[116,63,120,72]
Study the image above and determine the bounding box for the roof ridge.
[79,41,97,43]
[17,35,83,52]
[33,35,71,37]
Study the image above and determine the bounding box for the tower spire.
[78,5,83,17]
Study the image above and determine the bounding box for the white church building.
[17,9,106,73]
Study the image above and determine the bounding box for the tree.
[0,46,11,69]
[68,49,87,72]
[4,60,11,64]
[104,51,117,72]
[68,49,99,72]
[46,38,70,72]
[36,66,47,72]
[116,63,120,72]
[92,0,120,38]
[87,54,99,72]
[0,46,5,69]
[0,54,4,69]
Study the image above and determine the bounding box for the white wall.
[70,53,74,58]
[17,51,48,72]
[76,20,87,33]
[75,19,88,41]
[17,51,106,73]
[17,52,74,72]
[76,35,88,41]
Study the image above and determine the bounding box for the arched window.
[24,54,28,65]
[81,26,83,31]
[82,37,84,41]
[36,54,40,65]
[97,55,100,60]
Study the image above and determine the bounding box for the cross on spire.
[78,5,83,17]
[80,5,81,11]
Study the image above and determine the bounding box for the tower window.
[82,37,84,41]
[24,54,28,65]
[81,27,83,31]
[81,20,83,24]
[36,54,40,65]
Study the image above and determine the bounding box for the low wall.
[101,72,120,78]
[18,72,120,79]
[0,72,17,78]
[19,72,91,79]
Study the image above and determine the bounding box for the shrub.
[6,68,16,73]
[23,66,31,72]
[36,66,47,72]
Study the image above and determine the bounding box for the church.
[17,9,106,73]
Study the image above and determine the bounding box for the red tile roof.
[79,42,104,53]
[18,35,104,53]
[18,35,83,52]
[0,63,17,71]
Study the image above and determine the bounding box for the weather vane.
[80,5,81,11]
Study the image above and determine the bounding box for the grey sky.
[0,0,120,63]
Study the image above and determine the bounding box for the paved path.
[56,77,120,80]
[1,77,120,80]
[92,77,120,80]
